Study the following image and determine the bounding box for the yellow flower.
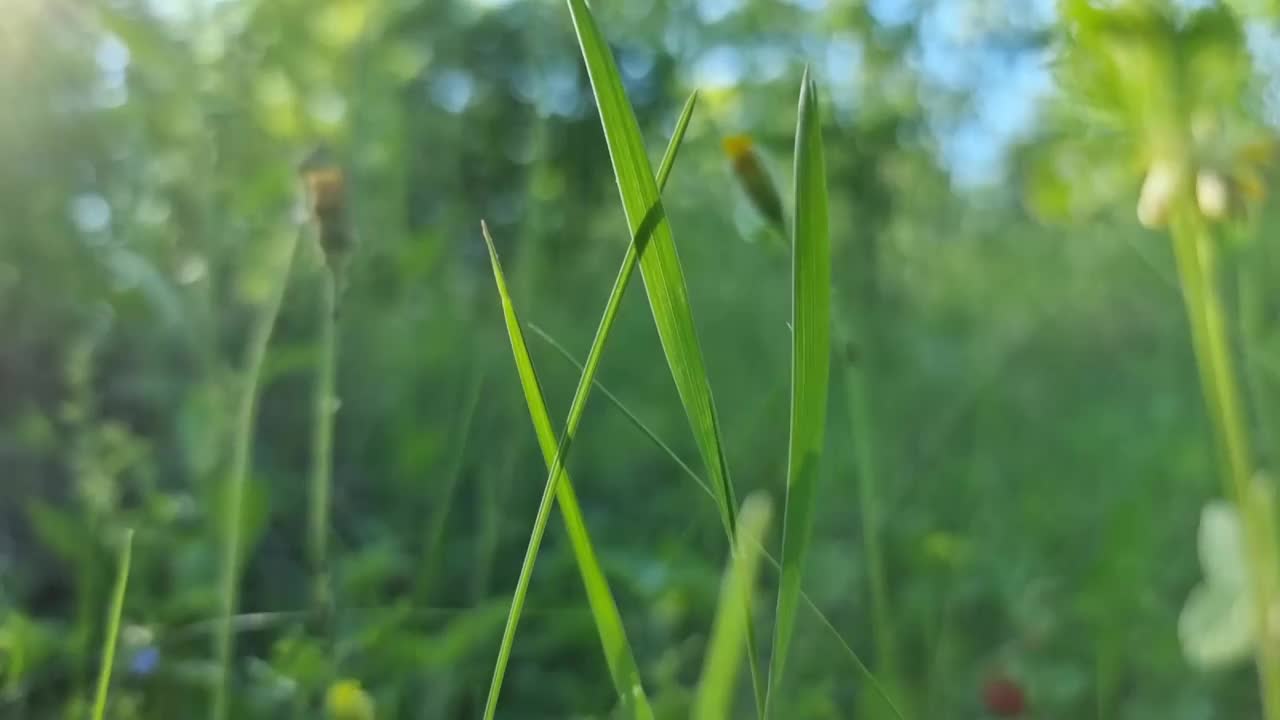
[325,678,375,720]
[722,134,786,232]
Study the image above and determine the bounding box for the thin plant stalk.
[212,231,300,720]
[91,529,133,720]
[1168,202,1280,719]
[309,270,338,627]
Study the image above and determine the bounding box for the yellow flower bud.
[722,134,786,231]
[299,146,356,272]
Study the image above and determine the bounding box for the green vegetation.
[7,1,1280,718]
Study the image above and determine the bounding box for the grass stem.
[212,231,299,720]
[309,270,338,632]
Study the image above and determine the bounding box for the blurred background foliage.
[4,0,1280,717]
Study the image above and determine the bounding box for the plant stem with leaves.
[1169,202,1280,720]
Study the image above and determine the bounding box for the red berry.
[982,675,1026,717]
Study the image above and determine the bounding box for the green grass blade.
[91,529,133,720]
[565,0,736,539]
[694,494,772,720]
[563,1,766,710]
[528,321,904,720]
[766,68,832,715]
[480,226,634,720]
[477,90,695,720]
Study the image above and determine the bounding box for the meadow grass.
[764,67,832,717]
[478,2,852,716]
[90,529,133,720]
[565,0,769,710]
[477,88,696,719]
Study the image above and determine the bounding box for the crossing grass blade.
[479,223,652,720]
[477,89,697,720]
[528,321,905,720]
[564,0,765,710]
[91,529,133,720]
[693,495,772,720]
[765,68,832,716]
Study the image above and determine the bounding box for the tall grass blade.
[563,0,765,709]
[480,226,633,720]
[694,495,772,720]
[478,89,694,720]
[766,68,832,715]
[91,529,133,720]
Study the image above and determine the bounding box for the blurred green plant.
[1023,2,1280,716]
[213,227,301,720]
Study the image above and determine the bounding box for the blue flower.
[129,646,160,676]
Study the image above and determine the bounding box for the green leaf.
[1179,500,1255,670]
[766,69,832,713]
[1201,500,1250,589]
[563,0,765,707]
[477,89,696,720]
[91,529,133,720]
[1180,580,1254,669]
[694,494,772,720]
